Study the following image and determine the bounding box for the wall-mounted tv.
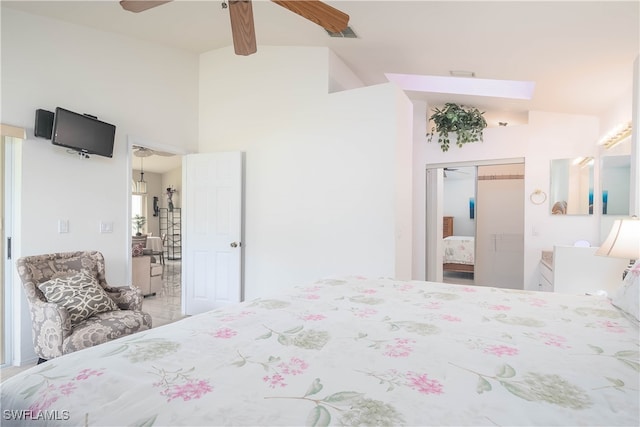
[51,107,116,158]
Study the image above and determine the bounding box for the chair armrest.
[29,300,71,360]
[105,286,144,311]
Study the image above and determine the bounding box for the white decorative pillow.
[611,259,640,321]
[38,270,120,325]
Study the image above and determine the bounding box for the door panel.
[1,137,5,364]
[183,152,243,315]
[474,164,525,289]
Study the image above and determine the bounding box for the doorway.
[426,159,525,289]
[1,137,5,365]
[442,166,477,285]
[1,125,25,367]
[130,140,185,326]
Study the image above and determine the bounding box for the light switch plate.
[58,219,69,233]
[100,221,114,233]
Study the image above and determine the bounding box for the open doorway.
[1,125,25,368]
[130,142,185,327]
[1,137,5,365]
[442,166,477,285]
[426,158,525,290]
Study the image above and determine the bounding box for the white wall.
[631,56,640,216]
[199,46,413,299]
[412,101,428,280]
[443,177,475,236]
[162,167,183,210]
[1,8,198,364]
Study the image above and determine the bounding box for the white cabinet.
[538,250,554,292]
[539,246,628,295]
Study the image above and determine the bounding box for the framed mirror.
[601,155,630,215]
[549,157,594,215]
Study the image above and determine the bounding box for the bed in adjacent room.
[443,216,475,273]
[1,276,638,426]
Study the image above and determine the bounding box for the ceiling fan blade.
[153,150,176,157]
[134,146,175,157]
[120,1,172,13]
[271,0,349,33]
[229,1,257,56]
[133,147,153,157]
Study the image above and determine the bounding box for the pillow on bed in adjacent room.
[611,259,640,321]
[38,270,120,325]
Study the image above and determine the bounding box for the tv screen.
[51,107,116,158]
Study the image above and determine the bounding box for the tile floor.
[142,259,185,327]
[0,260,184,382]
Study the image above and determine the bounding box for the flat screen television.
[51,107,116,158]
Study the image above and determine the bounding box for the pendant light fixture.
[136,157,147,194]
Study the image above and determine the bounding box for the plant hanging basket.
[427,103,487,152]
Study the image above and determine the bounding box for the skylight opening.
[385,73,535,100]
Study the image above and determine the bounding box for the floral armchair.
[16,251,152,362]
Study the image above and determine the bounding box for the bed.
[443,216,475,273]
[2,276,638,426]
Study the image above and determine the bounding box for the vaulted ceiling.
[4,1,639,171]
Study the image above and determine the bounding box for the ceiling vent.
[326,26,358,38]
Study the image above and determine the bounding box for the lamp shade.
[595,217,640,259]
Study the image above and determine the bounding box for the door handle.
[230,242,240,248]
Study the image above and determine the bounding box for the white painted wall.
[631,56,640,216]
[161,167,183,211]
[1,8,198,364]
[199,46,413,299]
[412,101,428,280]
[443,177,475,236]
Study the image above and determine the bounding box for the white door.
[474,163,525,289]
[183,152,243,315]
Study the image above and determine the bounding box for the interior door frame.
[425,157,524,282]
[1,124,26,367]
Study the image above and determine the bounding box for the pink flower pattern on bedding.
[2,277,638,426]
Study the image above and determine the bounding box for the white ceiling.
[4,0,639,172]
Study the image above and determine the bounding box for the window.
[132,194,146,234]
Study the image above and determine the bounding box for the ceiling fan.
[443,167,470,178]
[133,145,175,157]
[119,0,350,56]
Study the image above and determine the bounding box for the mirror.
[601,155,630,215]
[549,157,594,215]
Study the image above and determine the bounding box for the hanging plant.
[427,103,487,152]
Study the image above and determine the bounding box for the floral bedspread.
[2,277,638,426]
[443,235,475,265]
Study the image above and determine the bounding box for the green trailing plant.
[132,214,146,236]
[427,103,487,152]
